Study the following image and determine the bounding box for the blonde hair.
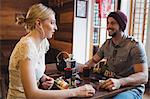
[16,3,55,32]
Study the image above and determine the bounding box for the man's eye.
[107,21,116,25]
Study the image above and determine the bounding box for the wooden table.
[85,86,134,99]
[45,63,135,99]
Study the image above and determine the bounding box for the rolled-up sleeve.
[130,42,147,64]
[97,46,104,58]
[96,40,109,59]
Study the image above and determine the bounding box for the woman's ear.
[35,19,42,27]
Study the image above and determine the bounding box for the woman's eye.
[51,21,56,24]
[51,22,54,24]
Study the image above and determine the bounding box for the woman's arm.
[20,58,95,99]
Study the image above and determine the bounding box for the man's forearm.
[85,54,101,68]
[85,58,98,68]
[119,72,148,86]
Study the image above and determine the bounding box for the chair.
[45,47,61,64]
[145,68,150,94]
[0,76,6,99]
[0,50,8,99]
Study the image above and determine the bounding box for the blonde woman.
[7,3,95,99]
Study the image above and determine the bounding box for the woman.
[7,3,95,99]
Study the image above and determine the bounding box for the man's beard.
[107,28,117,37]
[109,31,117,37]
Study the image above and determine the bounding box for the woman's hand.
[73,84,95,97]
[39,75,54,90]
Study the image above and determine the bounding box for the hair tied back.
[15,14,26,25]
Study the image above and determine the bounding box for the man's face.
[107,17,121,37]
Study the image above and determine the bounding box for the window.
[93,2,100,46]
[93,0,115,55]
[129,0,150,44]
[93,0,115,47]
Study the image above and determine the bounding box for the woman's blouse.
[7,35,49,98]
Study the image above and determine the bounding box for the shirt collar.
[111,34,128,48]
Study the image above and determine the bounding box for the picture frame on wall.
[76,0,88,18]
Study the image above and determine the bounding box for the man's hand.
[99,78,121,91]
[78,54,101,73]
[78,64,88,73]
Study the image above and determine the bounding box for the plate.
[55,83,69,90]
[54,80,69,90]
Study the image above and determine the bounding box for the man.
[81,11,148,98]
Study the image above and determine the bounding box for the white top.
[7,35,49,98]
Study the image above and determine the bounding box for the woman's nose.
[55,24,58,30]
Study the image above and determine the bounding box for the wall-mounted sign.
[76,0,88,18]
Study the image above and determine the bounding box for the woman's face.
[41,14,57,39]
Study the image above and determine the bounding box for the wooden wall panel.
[0,0,40,40]
[54,31,72,42]
[0,0,74,54]
[53,1,74,44]
[58,23,73,32]
[50,39,72,53]
[60,11,73,24]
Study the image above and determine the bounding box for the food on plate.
[55,77,69,89]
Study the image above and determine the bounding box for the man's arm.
[100,63,148,91]
[85,53,102,68]
[79,53,102,72]
[119,63,148,86]
[119,41,149,86]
